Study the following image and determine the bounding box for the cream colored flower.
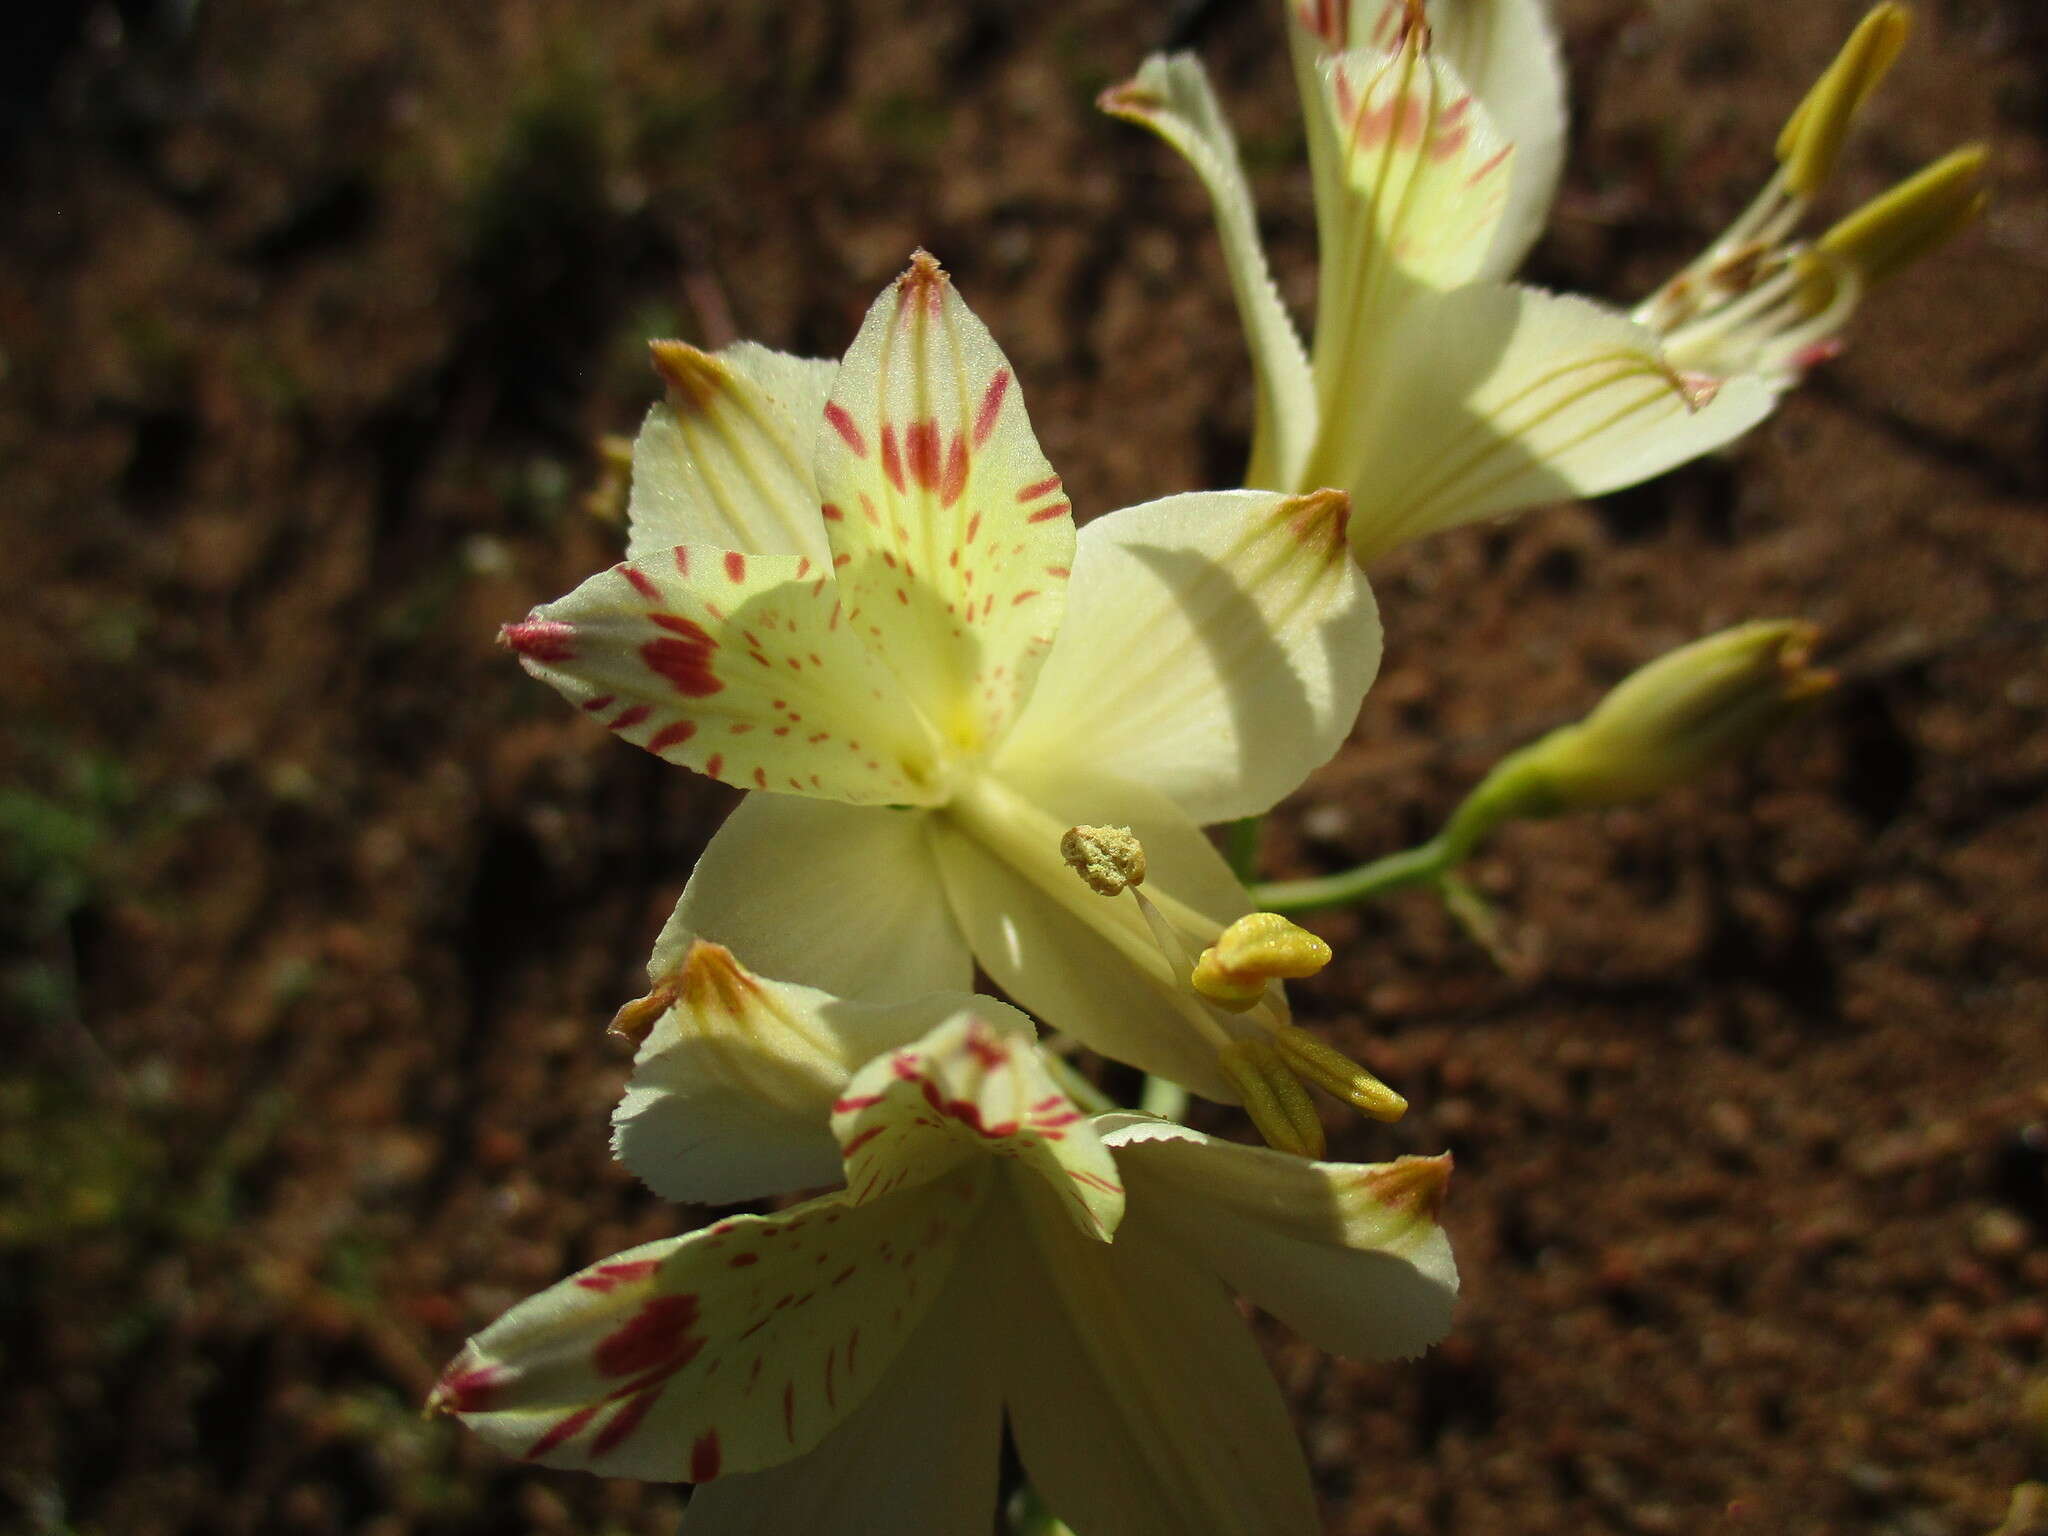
[1104,0,1984,560]
[503,254,1383,1103]
[434,958,1457,1535]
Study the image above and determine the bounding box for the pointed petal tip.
[896,249,951,313]
[1357,1152,1453,1223]
[1097,72,1162,119]
[674,937,763,1016]
[648,340,730,413]
[1676,371,1724,411]
[428,1354,506,1418]
[1278,487,1353,562]
[500,617,577,662]
[608,974,681,1045]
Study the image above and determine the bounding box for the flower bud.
[1499,620,1835,811]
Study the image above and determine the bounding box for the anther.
[1775,3,1910,198]
[1217,1038,1327,1158]
[1061,824,1148,896]
[1269,1024,1407,1122]
[1191,912,1334,1011]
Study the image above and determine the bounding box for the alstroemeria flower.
[1103,0,1984,561]
[503,254,1383,1104]
[433,964,1457,1535]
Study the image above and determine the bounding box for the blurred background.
[2,0,2045,1532]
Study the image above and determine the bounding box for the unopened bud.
[1192,912,1334,1011]
[1506,620,1835,810]
[1061,825,1147,896]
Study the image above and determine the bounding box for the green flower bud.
[1498,620,1835,812]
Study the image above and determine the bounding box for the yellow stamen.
[1060,824,1148,896]
[1191,912,1334,1011]
[1269,1023,1407,1122]
[1816,144,1990,288]
[1217,1038,1326,1158]
[1775,4,1911,198]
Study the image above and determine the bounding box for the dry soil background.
[2,0,2046,1533]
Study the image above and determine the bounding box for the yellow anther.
[1269,1023,1408,1122]
[1217,1038,1326,1158]
[1776,4,1911,198]
[1816,144,1990,288]
[1060,824,1148,896]
[1191,912,1333,1012]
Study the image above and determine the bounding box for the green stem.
[1251,836,1454,913]
[1251,747,1559,915]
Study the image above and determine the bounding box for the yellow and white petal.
[814,253,1074,758]
[931,767,1259,1103]
[1421,0,1566,278]
[1297,35,1517,479]
[430,1169,991,1482]
[1099,1115,1458,1361]
[832,1011,1123,1241]
[992,1177,1322,1536]
[1285,0,1563,281]
[503,546,942,805]
[994,488,1380,827]
[1319,42,1515,293]
[679,1233,1005,1536]
[1344,283,1780,559]
[1100,55,1318,490]
[612,938,1000,1206]
[666,794,970,1005]
[626,342,837,566]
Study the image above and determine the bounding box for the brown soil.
[2,1,2044,1533]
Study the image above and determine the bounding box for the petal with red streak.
[814,252,1074,758]
[504,547,941,806]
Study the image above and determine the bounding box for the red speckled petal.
[814,253,1074,759]
[431,1171,988,1481]
[831,1011,1124,1242]
[503,546,942,806]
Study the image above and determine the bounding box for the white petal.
[1296,33,1519,471]
[1344,283,1781,559]
[626,342,838,565]
[679,1238,1004,1536]
[1101,55,1318,489]
[1318,43,1516,293]
[667,794,971,1005]
[995,489,1380,826]
[431,1170,989,1481]
[612,937,1007,1206]
[815,253,1074,755]
[932,768,1261,1101]
[1101,1115,1458,1361]
[1420,0,1568,278]
[503,546,940,805]
[992,1177,1322,1536]
[1287,0,1567,280]
[832,1012,1123,1241]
